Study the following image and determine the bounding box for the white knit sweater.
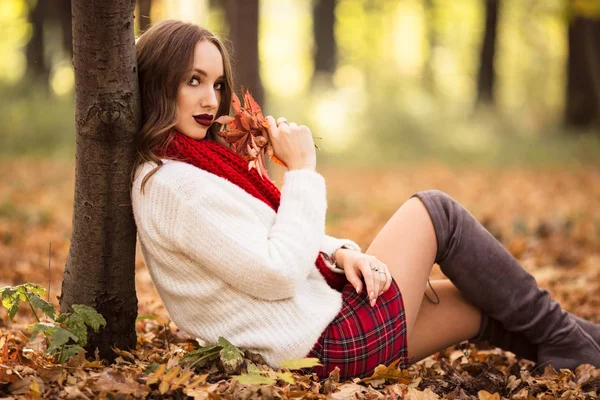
[131,160,361,367]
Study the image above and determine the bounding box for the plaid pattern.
[306,279,409,380]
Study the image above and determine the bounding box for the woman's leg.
[409,280,545,363]
[365,197,482,360]
[366,198,481,362]
[365,197,438,338]
[412,190,600,369]
[365,193,598,367]
[406,279,481,363]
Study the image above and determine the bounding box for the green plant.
[179,336,244,374]
[179,337,322,385]
[233,358,322,385]
[0,283,106,364]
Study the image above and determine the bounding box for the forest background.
[0,0,599,398]
[2,0,600,163]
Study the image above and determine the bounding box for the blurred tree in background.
[1,0,599,163]
[566,3,600,128]
[224,0,264,106]
[24,0,48,88]
[475,0,499,106]
[137,0,153,33]
[24,0,71,91]
[312,0,338,85]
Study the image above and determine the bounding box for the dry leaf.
[159,379,170,394]
[1,160,600,399]
[217,89,317,179]
[184,388,211,400]
[359,358,412,384]
[478,390,501,400]
[8,376,44,395]
[63,385,91,400]
[328,383,366,399]
[93,371,149,397]
[27,377,43,399]
[405,387,440,400]
[217,90,275,179]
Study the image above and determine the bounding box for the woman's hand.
[265,116,316,171]
[336,249,392,306]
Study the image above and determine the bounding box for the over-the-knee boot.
[570,314,600,345]
[473,315,538,361]
[412,190,600,370]
[474,313,600,362]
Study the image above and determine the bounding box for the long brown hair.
[133,19,234,192]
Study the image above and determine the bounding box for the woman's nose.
[202,88,219,110]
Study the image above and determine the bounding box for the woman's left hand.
[335,249,392,306]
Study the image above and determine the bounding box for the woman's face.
[175,40,225,140]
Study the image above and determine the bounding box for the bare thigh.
[365,197,438,337]
[366,197,481,362]
[408,279,481,363]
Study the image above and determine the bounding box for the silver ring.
[378,271,386,274]
[371,265,379,272]
[276,118,288,126]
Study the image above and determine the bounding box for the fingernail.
[355,286,360,294]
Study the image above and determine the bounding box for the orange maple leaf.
[215,89,287,180]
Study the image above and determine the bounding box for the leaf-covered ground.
[1,159,599,399]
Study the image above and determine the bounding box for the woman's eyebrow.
[193,68,224,80]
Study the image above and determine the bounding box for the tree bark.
[476,0,499,105]
[224,0,264,106]
[312,0,337,83]
[137,0,152,33]
[25,0,49,86]
[60,0,140,361]
[565,16,600,129]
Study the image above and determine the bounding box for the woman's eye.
[188,76,200,85]
[214,82,223,90]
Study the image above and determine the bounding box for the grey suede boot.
[473,313,600,362]
[413,190,600,370]
[570,314,600,345]
[473,315,538,361]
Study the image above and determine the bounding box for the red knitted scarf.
[162,131,347,292]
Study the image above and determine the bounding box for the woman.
[131,20,600,380]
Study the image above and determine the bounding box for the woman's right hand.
[336,249,392,307]
[265,116,316,171]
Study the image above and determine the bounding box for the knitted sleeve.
[172,169,327,301]
[320,234,362,274]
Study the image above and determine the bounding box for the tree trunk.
[60,0,140,361]
[137,0,152,33]
[312,0,337,84]
[224,0,264,106]
[25,0,49,86]
[565,16,600,129]
[476,0,499,105]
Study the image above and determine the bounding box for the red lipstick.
[193,114,213,126]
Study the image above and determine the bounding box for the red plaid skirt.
[305,279,409,380]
